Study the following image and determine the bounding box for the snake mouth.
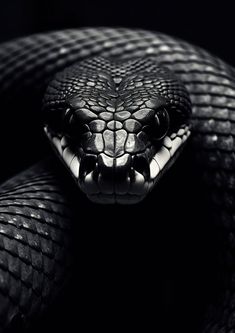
[44,124,190,204]
[78,153,149,204]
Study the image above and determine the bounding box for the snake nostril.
[79,154,97,178]
[132,155,150,179]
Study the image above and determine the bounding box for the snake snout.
[79,152,150,204]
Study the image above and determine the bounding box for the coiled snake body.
[0,28,235,332]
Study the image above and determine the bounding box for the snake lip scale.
[44,123,191,204]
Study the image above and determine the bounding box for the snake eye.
[63,108,74,132]
[63,108,77,136]
[63,108,87,138]
[153,107,170,140]
[43,105,64,133]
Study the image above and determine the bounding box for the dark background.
[0,1,232,332]
[1,0,235,66]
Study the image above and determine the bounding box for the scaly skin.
[43,56,191,204]
[0,28,235,331]
[0,158,74,331]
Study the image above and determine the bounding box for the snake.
[0,27,235,332]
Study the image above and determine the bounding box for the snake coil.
[0,28,235,332]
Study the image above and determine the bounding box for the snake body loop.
[0,28,235,332]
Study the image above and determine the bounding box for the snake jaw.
[78,153,149,204]
[149,124,191,182]
[44,122,191,204]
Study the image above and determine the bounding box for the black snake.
[0,28,235,332]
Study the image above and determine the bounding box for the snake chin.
[44,124,190,204]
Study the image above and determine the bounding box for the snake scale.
[0,27,235,332]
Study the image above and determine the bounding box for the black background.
[0,1,232,332]
[1,0,235,67]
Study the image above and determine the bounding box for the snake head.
[43,57,191,204]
